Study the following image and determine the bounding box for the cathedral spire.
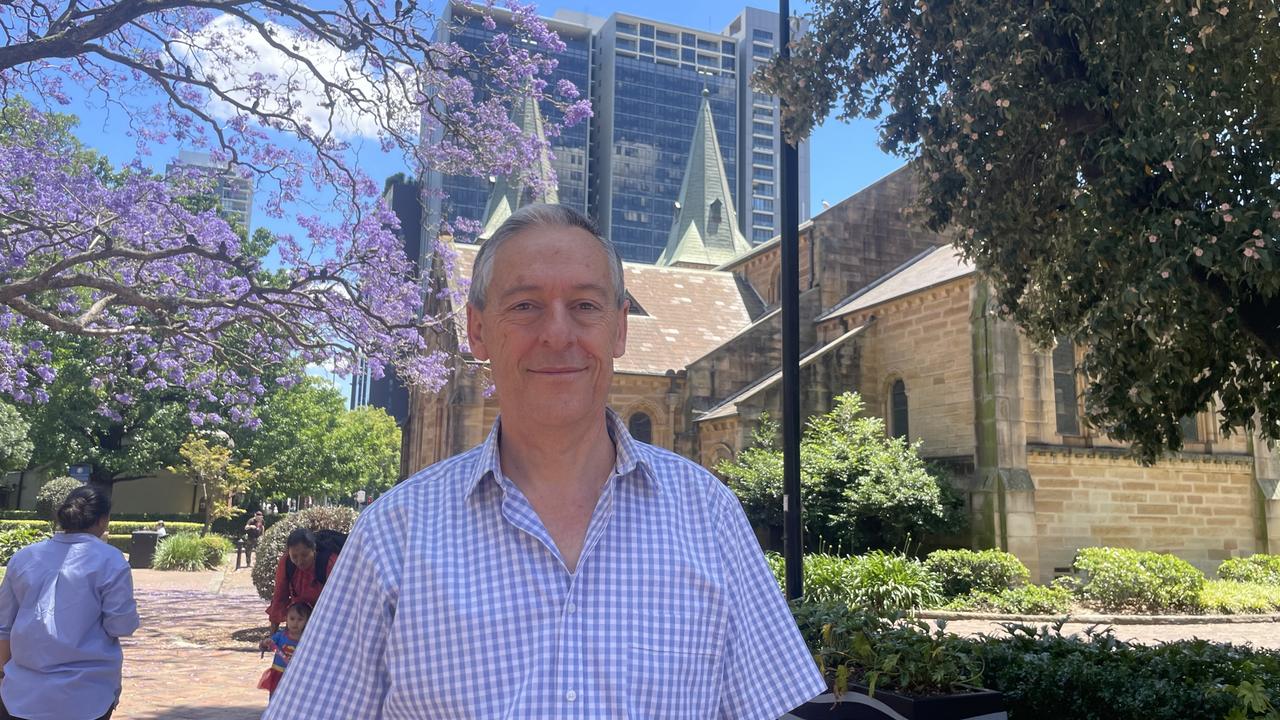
[656,89,751,268]
[479,93,559,240]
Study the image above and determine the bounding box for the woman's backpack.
[284,529,347,586]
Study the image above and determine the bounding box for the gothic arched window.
[628,412,654,444]
[890,379,909,440]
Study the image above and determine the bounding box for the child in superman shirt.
[257,601,311,697]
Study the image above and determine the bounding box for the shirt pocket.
[628,611,726,720]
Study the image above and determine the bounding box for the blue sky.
[59,0,902,240]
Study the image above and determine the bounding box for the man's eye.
[576,302,601,311]
[511,302,534,311]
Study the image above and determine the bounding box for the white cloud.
[180,14,416,141]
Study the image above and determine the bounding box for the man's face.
[467,224,628,428]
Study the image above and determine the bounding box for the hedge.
[0,527,49,565]
[105,534,131,553]
[1074,547,1205,613]
[925,548,1030,598]
[0,519,204,534]
[791,604,1280,720]
[1218,554,1280,586]
[0,509,280,536]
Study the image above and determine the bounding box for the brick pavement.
[117,566,270,720]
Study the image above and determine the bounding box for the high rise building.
[424,2,808,264]
[722,7,811,243]
[588,13,739,263]
[427,5,592,237]
[165,150,255,230]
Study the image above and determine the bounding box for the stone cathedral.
[390,97,1280,582]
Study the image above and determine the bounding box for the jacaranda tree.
[758,0,1279,461]
[0,0,590,427]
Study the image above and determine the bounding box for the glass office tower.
[723,7,811,244]
[425,3,807,263]
[430,4,592,227]
[590,15,738,263]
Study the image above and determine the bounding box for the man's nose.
[539,303,575,347]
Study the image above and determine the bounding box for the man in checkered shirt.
[264,204,824,719]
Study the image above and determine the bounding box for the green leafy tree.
[329,406,401,497]
[718,393,962,553]
[20,333,192,486]
[240,377,347,499]
[169,434,260,536]
[240,378,401,500]
[0,402,32,474]
[759,0,1280,461]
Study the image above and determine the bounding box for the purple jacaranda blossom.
[0,0,588,422]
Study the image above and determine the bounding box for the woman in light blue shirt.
[0,485,139,720]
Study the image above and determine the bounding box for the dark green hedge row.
[792,603,1279,720]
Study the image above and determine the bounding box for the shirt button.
[565,690,578,702]
[566,602,577,614]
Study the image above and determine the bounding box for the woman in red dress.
[263,529,337,643]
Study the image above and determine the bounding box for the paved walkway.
[929,617,1280,648]
[118,564,270,720]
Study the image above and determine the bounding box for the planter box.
[785,685,1007,720]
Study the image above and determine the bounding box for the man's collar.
[464,408,659,498]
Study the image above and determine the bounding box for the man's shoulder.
[632,443,738,512]
[359,445,486,517]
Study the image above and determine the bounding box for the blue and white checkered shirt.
[264,410,824,719]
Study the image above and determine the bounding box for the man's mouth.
[529,366,586,374]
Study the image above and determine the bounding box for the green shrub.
[924,548,1030,598]
[766,551,942,612]
[105,534,131,553]
[801,554,862,604]
[34,476,83,524]
[200,534,234,566]
[947,583,1074,615]
[791,603,982,697]
[0,520,64,533]
[108,521,204,534]
[791,602,1280,719]
[845,551,943,613]
[0,527,49,565]
[719,393,964,553]
[1073,547,1205,613]
[153,533,224,571]
[969,623,1280,720]
[1218,554,1280,586]
[252,506,359,601]
[1198,580,1280,614]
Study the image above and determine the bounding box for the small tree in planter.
[788,603,1006,720]
[34,476,83,530]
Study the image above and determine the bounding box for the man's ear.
[613,298,629,359]
[466,303,490,361]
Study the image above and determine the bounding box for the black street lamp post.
[778,0,803,601]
